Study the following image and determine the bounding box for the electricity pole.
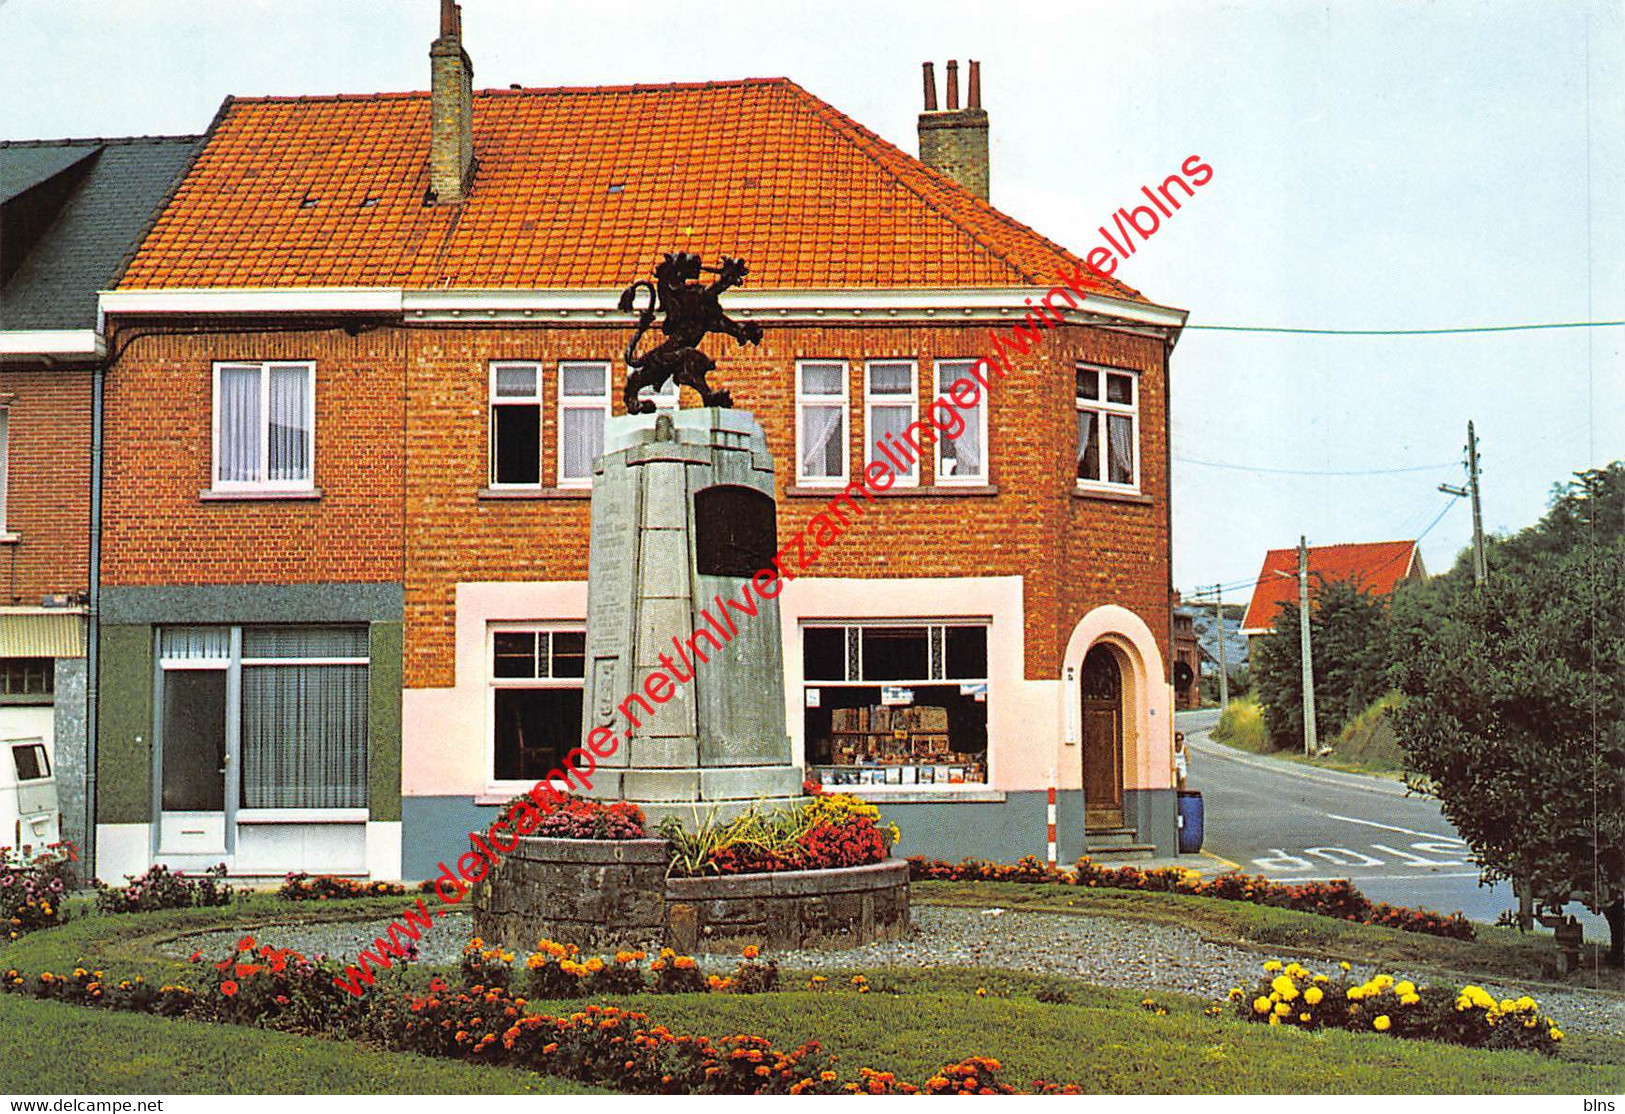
[1296,536,1318,756]
[1438,421,1487,587]
[1209,584,1229,708]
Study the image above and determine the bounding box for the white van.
[2,736,59,852]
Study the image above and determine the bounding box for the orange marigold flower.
[220,980,238,996]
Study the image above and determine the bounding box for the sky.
[3,0,1619,601]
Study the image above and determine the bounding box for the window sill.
[1072,486,1152,506]
[0,533,18,545]
[787,484,999,499]
[235,808,368,824]
[199,488,322,502]
[839,787,1006,804]
[478,487,592,501]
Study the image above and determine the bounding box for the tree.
[1252,579,1393,750]
[1390,465,1625,961]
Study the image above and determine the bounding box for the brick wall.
[101,326,406,587]
[0,367,91,603]
[403,320,1170,687]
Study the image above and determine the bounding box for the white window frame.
[488,361,545,489]
[210,361,316,493]
[800,619,993,790]
[933,359,989,486]
[863,360,918,488]
[795,359,849,488]
[556,361,612,489]
[487,622,587,790]
[1074,363,1140,492]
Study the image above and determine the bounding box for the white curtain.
[1108,414,1135,484]
[241,663,368,808]
[218,366,261,483]
[561,405,606,480]
[867,404,913,478]
[943,402,983,478]
[268,365,309,483]
[1076,410,1098,480]
[801,405,844,478]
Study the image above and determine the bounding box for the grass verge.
[0,994,605,1094]
[1207,694,1406,779]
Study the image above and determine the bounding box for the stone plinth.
[474,837,912,956]
[580,408,803,822]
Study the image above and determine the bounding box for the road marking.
[1199,849,1242,872]
[1305,846,1385,867]
[1326,814,1465,842]
[1370,842,1464,867]
[1279,872,1482,883]
[1252,848,1315,871]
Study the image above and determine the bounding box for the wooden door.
[1081,645,1124,829]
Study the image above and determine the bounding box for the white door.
[158,666,229,855]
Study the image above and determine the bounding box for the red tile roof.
[1240,541,1423,633]
[118,79,1143,297]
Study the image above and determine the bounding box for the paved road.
[1176,708,1604,933]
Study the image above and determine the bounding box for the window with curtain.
[934,359,987,484]
[1075,364,1139,489]
[558,362,610,487]
[213,362,314,491]
[239,626,369,809]
[865,361,917,486]
[797,360,848,486]
[490,362,543,486]
[490,626,586,781]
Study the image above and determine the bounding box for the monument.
[578,253,804,821]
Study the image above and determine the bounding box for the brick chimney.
[917,59,989,200]
[429,0,475,204]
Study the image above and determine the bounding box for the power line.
[1175,456,1456,476]
[1183,320,1625,337]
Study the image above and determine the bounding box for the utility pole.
[1209,583,1229,708]
[1438,421,1487,586]
[1297,536,1318,756]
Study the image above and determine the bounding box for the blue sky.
[3,0,1618,598]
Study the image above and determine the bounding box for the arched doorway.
[1080,644,1124,829]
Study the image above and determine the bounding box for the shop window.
[0,658,53,702]
[803,622,989,787]
[491,627,586,781]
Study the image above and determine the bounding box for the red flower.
[220,980,239,996]
[236,935,255,951]
[188,950,202,962]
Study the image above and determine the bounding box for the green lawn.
[0,995,606,1095]
[3,890,1621,1094]
[916,881,1623,991]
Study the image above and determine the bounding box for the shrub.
[188,934,388,1037]
[906,855,1476,940]
[1229,960,1565,1053]
[278,873,407,901]
[94,863,235,915]
[1,845,74,939]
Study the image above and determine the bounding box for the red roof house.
[1240,541,1426,635]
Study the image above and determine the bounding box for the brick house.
[1171,592,1201,710]
[0,135,198,861]
[1240,540,1427,647]
[93,3,1189,880]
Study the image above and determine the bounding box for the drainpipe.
[84,357,104,884]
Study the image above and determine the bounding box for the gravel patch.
[156,904,1624,1035]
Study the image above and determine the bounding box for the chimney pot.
[439,0,456,37]
[916,57,990,200]
[946,60,959,110]
[921,61,937,111]
[968,60,981,109]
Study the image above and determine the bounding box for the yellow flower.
[1313,974,1329,984]
[1347,988,1364,1002]
[1267,1013,1281,1026]
[1515,996,1537,1012]
[976,987,988,998]
[1399,993,1420,1006]
[1273,1001,1292,1017]
[1373,1015,1391,1032]
[1549,1028,1564,1042]
[1372,975,1394,990]
[1304,987,1323,1006]
[1263,961,1282,973]
[1271,976,1298,1001]
[1338,961,1351,972]
[1299,1012,1311,1023]
[1253,996,1272,1015]
[1394,981,1416,997]
[1228,988,1244,1001]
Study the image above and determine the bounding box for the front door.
[1081,644,1124,829]
[158,666,229,855]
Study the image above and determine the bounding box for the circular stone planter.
[473,836,910,955]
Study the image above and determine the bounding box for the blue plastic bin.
[1177,790,1204,854]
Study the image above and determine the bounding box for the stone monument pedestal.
[578,408,804,823]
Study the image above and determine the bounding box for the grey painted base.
[53,658,89,864]
[402,790,1180,880]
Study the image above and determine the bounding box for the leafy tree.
[1253,579,1393,750]
[1391,465,1625,961]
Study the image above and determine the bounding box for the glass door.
[157,628,234,856]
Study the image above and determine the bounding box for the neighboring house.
[1239,540,1426,645]
[0,135,198,862]
[1171,592,1200,710]
[93,2,1190,880]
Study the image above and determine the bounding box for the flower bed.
[908,855,1476,940]
[496,793,647,840]
[662,782,899,877]
[1229,959,1564,1053]
[94,864,235,915]
[1,845,75,939]
[278,873,411,901]
[0,933,1077,1095]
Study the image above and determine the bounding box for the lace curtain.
[217,366,261,483]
